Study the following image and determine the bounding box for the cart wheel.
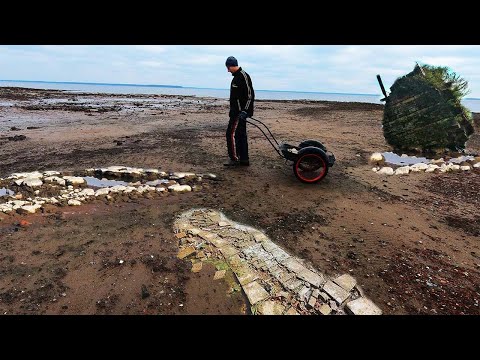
[298,140,327,152]
[293,146,328,183]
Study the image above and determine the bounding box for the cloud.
[2,45,480,97]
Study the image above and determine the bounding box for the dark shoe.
[239,160,250,166]
[223,159,239,166]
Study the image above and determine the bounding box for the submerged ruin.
[377,64,475,152]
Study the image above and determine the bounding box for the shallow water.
[0,188,14,197]
[83,176,129,188]
[382,152,430,165]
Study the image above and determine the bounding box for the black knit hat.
[225,56,238,67]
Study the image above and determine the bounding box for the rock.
[377,167,394,175]
[170,172,196,180]
[175,232,187,239]
[345,297,382,315]
[460,165,471,171]
[369,152,385,166]
[79,188,95,197]
[14,179,24,186]
[67,199,82,206]
[323,280,351,304]
[430,158,445,165]
[318,291,330,302]
[145,179,170,186]
[285,307,300,315]
[141,285,150,299]
[177,246,196,259]
[156,187,167,193]
[63,176,85,185]
[94,188,110,196]
[333,274,357,292]
[191,262,203,273]
[9,171,43,180]
[43,171,61,177]
[44,176,66,186]
[329,300,338,311]
[307,296,317,309]
[319,304,332,315]
[23,178,43,188]
[0,204,14,213]
[425,164,439,173]
[257,300,285,315]
[14,194,23,200]
[213,270,226,280]
[282,258,325,287]
[297,286,311,302]
[168,184,192,193]
[218,221,230,227]
[474,162,480,168]
[372,167,379,172]
[242,281,270,305]
[311,289,320,298]
[394,166,410,175]
[410,163,429,171]
[17,204,42,214]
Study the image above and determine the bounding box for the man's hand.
[238,111,248,122]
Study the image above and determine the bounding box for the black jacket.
[229,67,255,117]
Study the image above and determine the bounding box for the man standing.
[224,56,255,166]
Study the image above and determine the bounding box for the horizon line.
[2,79,480,100]
[0,79,382,97]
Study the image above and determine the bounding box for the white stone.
[168,184,192,193]
[109,185,127,193]
[372,167,379,172]
[17,204,42,214]
[474,162,480,168]
[410,163,429,171]
[171,172,196,179]
[123,186,137,193]
[156,187,167,192]
[145,179,170,186]
[333,274,357,292]
[43,171,61,177]
[10,200,28,208]
[9,171,43,180]
[14,179,24,186]
[460,165,471,171]
[323,280,351,304]
[0,204,14,213]
[23,178,43,188]
[425,164,439,173]
[242,281,270,305]
[257,300,285,315]
[394,166,410,175]
[68,199,82,206]
[377,167,394,175]
[369,152,385,166]
[48,197,59,204]
[63,176,85,185]
[158,171,168,178]
[95,188,110,196]
[79,188,95,197]
[346,297,382,315]
[33,200,45,205]
[144,168,159,174]
[430,158,444,165]
[44,176,66,186]
[450,164,460,171]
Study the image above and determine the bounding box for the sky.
[1,45,480,98]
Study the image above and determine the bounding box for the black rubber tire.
[298,140,327,152]
[293,146,329,183]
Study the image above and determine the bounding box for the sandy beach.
[0,86,479,315]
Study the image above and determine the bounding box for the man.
[224,56,255,166]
